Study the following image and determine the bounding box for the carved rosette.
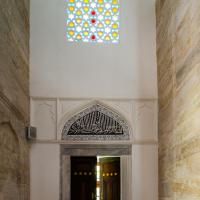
[62,104,130,141]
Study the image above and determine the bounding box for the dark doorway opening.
[71,156,120,200]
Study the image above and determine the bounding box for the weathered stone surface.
[0,0,29,122]
[0,0,30,199]
[156,0,200,200]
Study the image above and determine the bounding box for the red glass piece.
[91,35,96,40]
[91,10,96,15]
[91,19,96,24]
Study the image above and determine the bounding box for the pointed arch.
[61,102,130,141]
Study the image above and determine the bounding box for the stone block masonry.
[0,0,30,199]
[156,0,200,200]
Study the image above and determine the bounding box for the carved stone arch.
[61,102,130,141]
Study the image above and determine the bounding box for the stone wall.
[156,0,200,200]
[0,0,30,199]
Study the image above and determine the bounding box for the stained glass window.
[66,0,120,43]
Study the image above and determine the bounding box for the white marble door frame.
[60,144,132,200]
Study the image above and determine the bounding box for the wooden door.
[100,157,120,200]
[71,156,97,200]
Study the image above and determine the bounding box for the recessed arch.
[61,102,130,141]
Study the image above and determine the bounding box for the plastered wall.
[30,0,158,199]
[30,0,157,99]
[30,98,158,200]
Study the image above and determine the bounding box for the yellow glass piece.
[68,21,74,27]
[98,7,104,13]
[76,18,82,23]
[110,173,113,176]
[102,173,105,177]
[84,22,89,27]
[68,30,74,36]
[105,19,111,25]
[83,6,89,12]
[105,11,111,16]
[83,0,89,3]
[112,0,118,5]
[69,6,75,11]
[112,23,118,29]
[98,23,103,28]
[106,173,109,176]
[98,31,103,36]
[84,31,89,36]
[98,0,103,4]
[112,32,118,37]
[69,0,75,3]
[114,172,118,176]
[79,171,83,175]
[112,7,118,13]
[76,10,82,15]
[105,35,111,41]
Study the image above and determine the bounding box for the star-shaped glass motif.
[66,0,120,43]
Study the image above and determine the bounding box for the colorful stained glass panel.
[66,0,120,43]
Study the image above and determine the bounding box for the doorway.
[60,144,132,200]
[71,156,120,200]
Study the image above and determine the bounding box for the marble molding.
[60,144,132,156]
[156,0,200,199]
[0,0,30,199]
